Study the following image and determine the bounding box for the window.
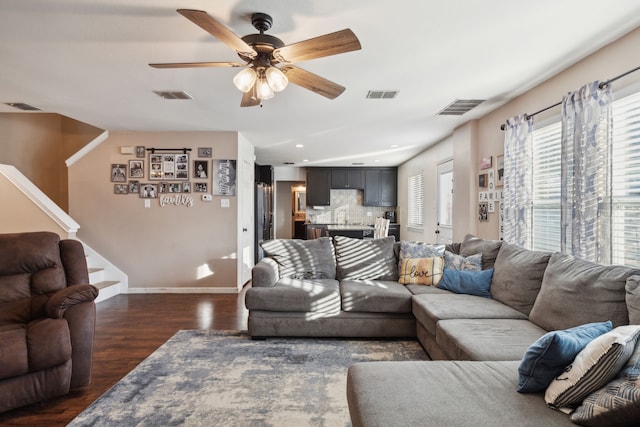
[407,172,424,229]
[528,90,640,267]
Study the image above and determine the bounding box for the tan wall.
[0,113,101,211]
[68,131,241,289]
[0,173,69,237]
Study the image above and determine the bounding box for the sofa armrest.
[46,284,99,319]
[252,258,280,287]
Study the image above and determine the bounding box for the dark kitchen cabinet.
[364,168,397,207]
[331,168,364,189]
[306,168,331,206]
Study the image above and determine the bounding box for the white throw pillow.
[545,325,640,412]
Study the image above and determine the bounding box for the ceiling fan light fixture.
[265,66,288,92]
[233,68,257,93]
[256,77,274,100]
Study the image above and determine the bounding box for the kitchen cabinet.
[331,168,364,189]
[306,168,331,206]
[364,168,397,207]
[388,224,400,242]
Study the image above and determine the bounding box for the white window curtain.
[560,81,612,263]
[503,114,534,248]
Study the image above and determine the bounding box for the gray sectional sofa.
[245,234,640,426]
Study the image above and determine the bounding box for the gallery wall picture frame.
[183,182,191,193]
[136,146,146,158]
[480,156,493,170]
[149,153,189,180]
[168,183,182,193]
[198,147,212,158]
[194,182,208,193]
[479,202,489,221]
[139,183,158,198]
[193,160,209,179]
[111,164,127,182]
[496,154,504,187]
[158,182,168,193]
[114,184,128,194]
[128,180,139,194]
[478,173,487,188]
[129,160,144,178]
[213,159,237,196]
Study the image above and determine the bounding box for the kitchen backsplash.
[306,189,393,224]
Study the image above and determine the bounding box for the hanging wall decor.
[213,159,237,196]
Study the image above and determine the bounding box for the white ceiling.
[1,1,639,167]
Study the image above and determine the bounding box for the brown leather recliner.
[0,231,99,413]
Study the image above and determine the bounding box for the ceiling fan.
[149,9,362,107]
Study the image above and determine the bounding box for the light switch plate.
[221,199,230,208]
[144,199,150,208]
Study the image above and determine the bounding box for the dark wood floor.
[0,291,249,426]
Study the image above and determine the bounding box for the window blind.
[407,173,424,229]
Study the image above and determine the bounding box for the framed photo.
[111,164,127,182]
[479,202,489,222]
[480,156,492,170]
[175,154,189,180]
[488,169,495,190]
[194,160,208,179]
[198,147,212,158]
[158,182,168,193]
[478,173,487,188]
[183,182,191,193]
[169,183,182,193]
[213,159,237,196]
[129,160,144,178]
[194,182,208,193]
[139,183,158,198]
[496,154,504,187]
[135,146,146,158]
[128,180,139,194]
[149,153,189,180]
[114,184,128,194]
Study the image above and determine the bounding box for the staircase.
[82,240,128,303]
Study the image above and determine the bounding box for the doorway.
[437,159,454,244]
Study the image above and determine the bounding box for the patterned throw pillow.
[443,251,482,271]
[570,340,640,426]
[398,257,444,286]
[545,325,640,412]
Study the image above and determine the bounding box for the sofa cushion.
[405,284,452,296]
[27,318,72,371]
[437,268,494,298]
[529,253,640,331]
[0,324,28,380]
[491,242,552,316]
[341,280,413,313]
[443,251,482,270]
[260,238,336,280]
[412,293,528,336]
[517,321,613,393]
[436,318,547,360]
[545,325,640,411]
[570,339,640,426]
[397,257,443,286]
[334,236,397,281]
[347,361,576,427]
[459,234,503,269]
[627,275,640,324]
[245,278,340,313]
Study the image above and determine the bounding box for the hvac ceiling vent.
[438,99,484,115]
[153,91,193,100]
[366,90,398,99]
[5,102,41,111]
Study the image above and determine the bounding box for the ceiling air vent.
[437,99,484,115]
[366,90,398,99]
[153,91,193,100]
[5,102,41,111]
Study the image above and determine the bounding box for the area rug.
[69,330,428,427]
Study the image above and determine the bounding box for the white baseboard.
[126,287,239,294]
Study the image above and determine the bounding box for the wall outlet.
[367,211,372,217]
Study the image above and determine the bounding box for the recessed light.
[374,159,380,163]
[390,144,399,148]
[295,144,304,148]
[302,159,309,163]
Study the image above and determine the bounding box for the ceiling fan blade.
[177,9,257,59]
[240,85,260,107]
[273,29,361,63]
[281,65,345,99]
[149,61,245,69]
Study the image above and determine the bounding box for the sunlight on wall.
[197,264,214,279]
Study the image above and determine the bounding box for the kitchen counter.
[304,223,400,240]
[326,224,374,231]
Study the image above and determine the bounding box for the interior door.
[436,159,454,244]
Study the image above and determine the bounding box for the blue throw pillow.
[517,321,613,393]
[437,268,493,298]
